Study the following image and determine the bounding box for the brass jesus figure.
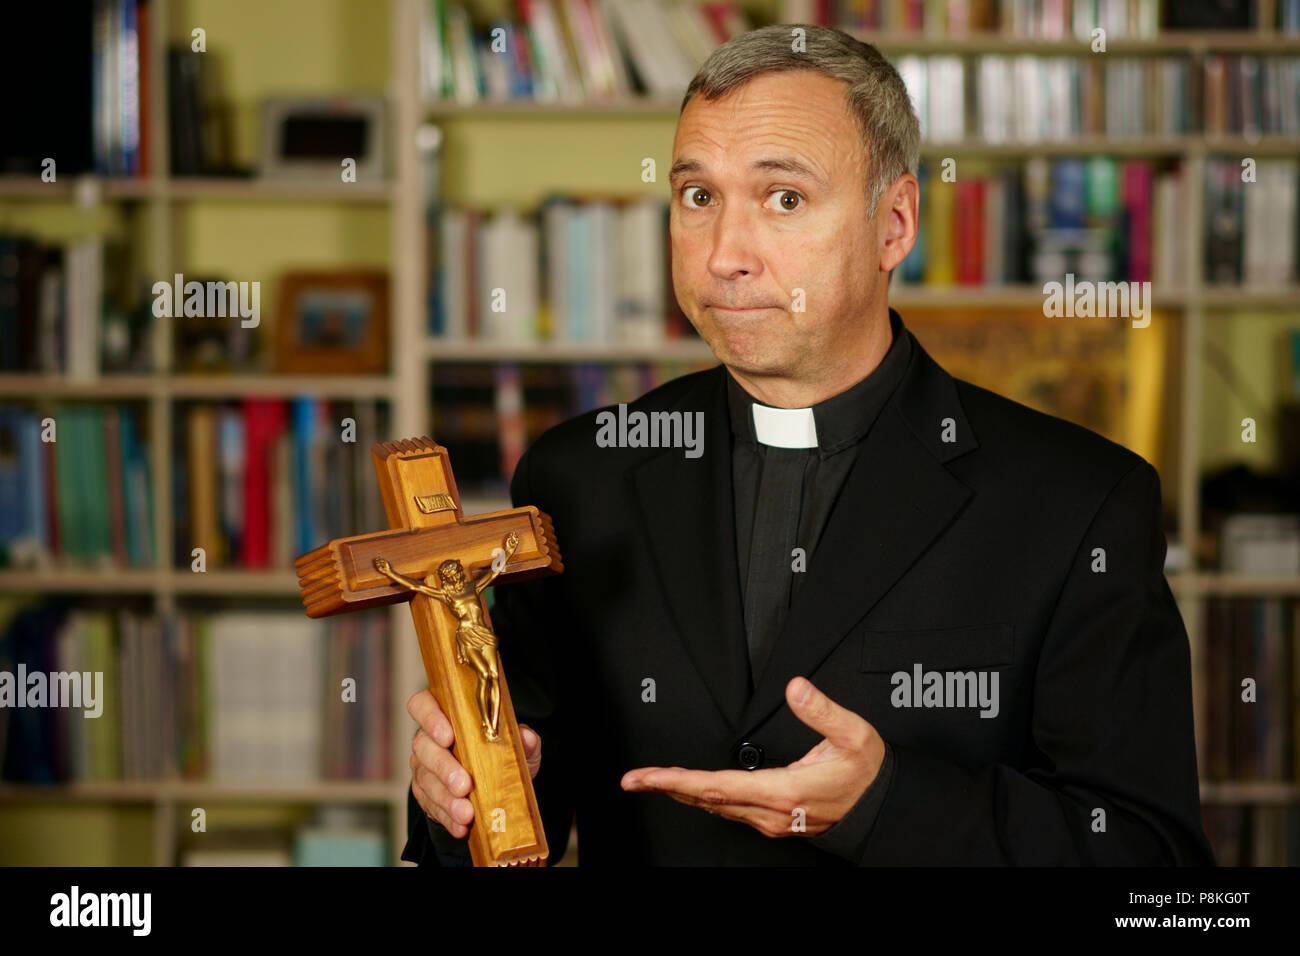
[374,530,521,741]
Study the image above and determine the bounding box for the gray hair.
[679,24,920,221]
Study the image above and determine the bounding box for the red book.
[240,399,285,568]
[1122,160,1153,283]
[955,179,986,285]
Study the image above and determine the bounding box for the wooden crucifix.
[295,437,563,867]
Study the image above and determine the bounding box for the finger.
[519,724,541,759]
[411,754,469,838]
[624,766,790,808]
[407,689,455,748]
[413,728,473,799]
[412,768,461,838]
[786,677,869,751]
[410,751,474,837]
[660,791,797,838]
[519,724,542,779]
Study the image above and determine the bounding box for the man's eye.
[683,186,711,208]
[768,190,803,211]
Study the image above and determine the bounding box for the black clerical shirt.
[724,307,911,860]
[428,308,914,865]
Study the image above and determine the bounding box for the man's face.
[669,70,883,385]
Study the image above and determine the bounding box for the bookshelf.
[1,0,1298,866]
[0,0,418,867]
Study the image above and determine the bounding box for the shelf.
[0,374,159,398]
[1174,573,1300,596]
[0,175,394,203]
[165,374,397,399]
[2,567,1290,598]
[0,176,157,200]
[426,97,684,116]
[0,373,396,399]
[0,569,303,595]
[426,338,717,362]
[892,285,1193,308]
[0,569,161,593]
[920,136,1300,156]
[858,30,1300,55]
[0,780,405,803]
[1201,287,1300,309]
[166,177,395,203]
[1200,781,1300,805]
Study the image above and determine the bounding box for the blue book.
[0,409,21,550]
[20,410,47,557]
[291,397,317,557]
[120,0,140,175]
[1049,159,1087,231]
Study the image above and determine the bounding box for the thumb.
[786,677,861,749]
[520,724,542,777]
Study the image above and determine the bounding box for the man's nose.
[706,204,761,279]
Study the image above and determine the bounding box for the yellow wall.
[1200,313,1300,472]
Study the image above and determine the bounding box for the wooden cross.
[294,437,563,867]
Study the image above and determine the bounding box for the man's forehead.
[671,77,858,186]
[668,155,830,190]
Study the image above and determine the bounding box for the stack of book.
[419,0,753,103]
[1201,597,1300,786]
[0,233,142,378]
[180,808,388,866]
[0,404,153,569]
[91,0,150,176]
[1205,158,1300,286]
[790,0,1300,36]
[1204,55,1300,137]
[430,196,696,343]
[0,604,391,784]
[896,157,1190,287]
[1202,805,1300,866]
[172,399,387,571]
[899,54,1197,142]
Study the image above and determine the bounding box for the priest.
[401,24,1214,866]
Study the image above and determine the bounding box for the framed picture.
[273,270,389,374]
[260,96,386,183]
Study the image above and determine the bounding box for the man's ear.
[879,174,919,275]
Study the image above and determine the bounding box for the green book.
[1085,156,1119,222]
[53,405,81,561]
[85,405,110,560]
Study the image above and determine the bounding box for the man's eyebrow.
[668,157,828,188]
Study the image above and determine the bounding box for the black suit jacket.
[403,326,1216,866]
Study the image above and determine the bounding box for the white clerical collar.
[751,403,818,448]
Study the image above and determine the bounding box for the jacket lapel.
[629,367,751,732]
[737,334,980,735]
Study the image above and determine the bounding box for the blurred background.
[0,0,1297,866]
